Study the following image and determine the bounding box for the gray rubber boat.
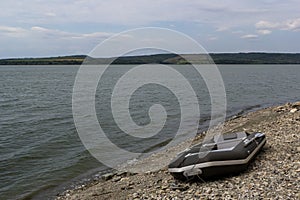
[168,132,266,180]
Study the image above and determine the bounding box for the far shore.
[55,101,300,200]
[1,53,300,65]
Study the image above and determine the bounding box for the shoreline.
[56,101,300,199]
[1,53,300,65]
[32,101,275,199]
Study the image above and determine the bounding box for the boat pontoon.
[168,132,266,180]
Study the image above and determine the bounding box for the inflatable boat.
[168,132,266,180]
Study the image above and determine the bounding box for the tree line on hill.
[1,53,300,65]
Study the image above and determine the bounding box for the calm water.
[0,65,299,199]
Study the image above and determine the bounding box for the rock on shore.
[56,102,300,200]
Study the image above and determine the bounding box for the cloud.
[257,29,272,35]
[0,25,113,40]
[0,26,25,33]
[241,34,258,39]
[31,26,113,40]
[255,18,300,33]
[284,18,300,31]
[0,25,27,37]
[255,20,280,29]
[31,26,49,32]
[45,12,56,17]
[0,25,114,58]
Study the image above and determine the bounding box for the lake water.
[0,65,299,199]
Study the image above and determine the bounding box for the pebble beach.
[56,101,300,200]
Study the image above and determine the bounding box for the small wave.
[141,138,173,154]
[227,104,262,119]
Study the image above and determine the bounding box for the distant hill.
[1,53,300,65]
[210,53,300,64]
[0,55,87,65]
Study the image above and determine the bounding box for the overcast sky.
[0,0,300,58]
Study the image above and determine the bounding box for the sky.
[0,0,300,58]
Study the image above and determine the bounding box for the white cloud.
[45,12,56,17]
[284,18,300,31]
[0,25,27,37]
[257,29,272,35]
[241,34,258,39]
[0,26,25,33]
[255,20,280,29]
[30,26,113,40]
[31,26,49,32]
[82,32,113,39]
[0,25,114,57]
[256,18,300,32]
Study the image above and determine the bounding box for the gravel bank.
[56,102,300,200]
